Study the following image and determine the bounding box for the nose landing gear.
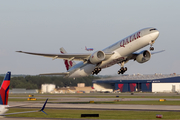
[149,41,155,51]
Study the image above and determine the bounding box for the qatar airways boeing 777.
[17,27,163,78]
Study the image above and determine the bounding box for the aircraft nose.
[155,30,159,37]
[155,31,159,40]
[150,30,159,40]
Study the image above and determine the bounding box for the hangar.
[92,74,180,93]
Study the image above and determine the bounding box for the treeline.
[0,75,100,89]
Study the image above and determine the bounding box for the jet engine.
[136,50,151,63]
[89,51,105,64]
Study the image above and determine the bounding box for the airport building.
[44,83,94,94]
[93,73,180,93]
[41,84,56,93]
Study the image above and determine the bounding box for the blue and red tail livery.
[0,72,11,105]
[85,46,93,51]
[0,72,49,116]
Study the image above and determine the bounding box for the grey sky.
[0,1,179,75]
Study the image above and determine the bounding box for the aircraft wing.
[8,103,34,108]
[16,51,114,61]
[2,110,40,115]
[127,50,165,61]
[2,99,48,116]
[17,51,91,61]
[151,50,165,55]
[39,72,69,76]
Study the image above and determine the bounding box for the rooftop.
[96,73,179,81]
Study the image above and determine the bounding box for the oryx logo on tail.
[60,47,76,70]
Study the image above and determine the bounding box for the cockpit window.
[150,28,157,31]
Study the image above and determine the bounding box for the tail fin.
[39,98,48,115]
[60,47,76,70]
[0,72,11,105]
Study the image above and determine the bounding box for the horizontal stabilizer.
[39,72,69,76]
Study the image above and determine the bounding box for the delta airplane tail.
[60,47,76,70]
[0,72,10,105]
[0,72,49,116]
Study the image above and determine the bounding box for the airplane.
[17,27,162,78]
[85,46,94,51]
[0,72,48,116]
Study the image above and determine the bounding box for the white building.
[41,84,55,93]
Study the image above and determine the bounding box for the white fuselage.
[67,28,159,78]
[0,105,9,115]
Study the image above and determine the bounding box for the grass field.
[9,93,180,99]
[8,98,57,102]
[6,108,180,119]
[8,98,45,101]
[7,93,180,119]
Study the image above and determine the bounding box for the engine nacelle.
[89,51,105,64]
[136,50,151,63]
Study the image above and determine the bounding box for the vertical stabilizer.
[60,47,76,70]
[0,72,11,105]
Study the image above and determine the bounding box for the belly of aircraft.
[69,64,96,78]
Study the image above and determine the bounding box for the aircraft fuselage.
[67,27,159,78]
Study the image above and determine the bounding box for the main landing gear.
[92,68,101,75]
[118,67,127,74]
[118,62,127,74]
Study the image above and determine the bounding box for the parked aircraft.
[17,27,162,78]
[85,46,94,51]
[0,72,48,116]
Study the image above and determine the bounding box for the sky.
[0,0,180,76]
